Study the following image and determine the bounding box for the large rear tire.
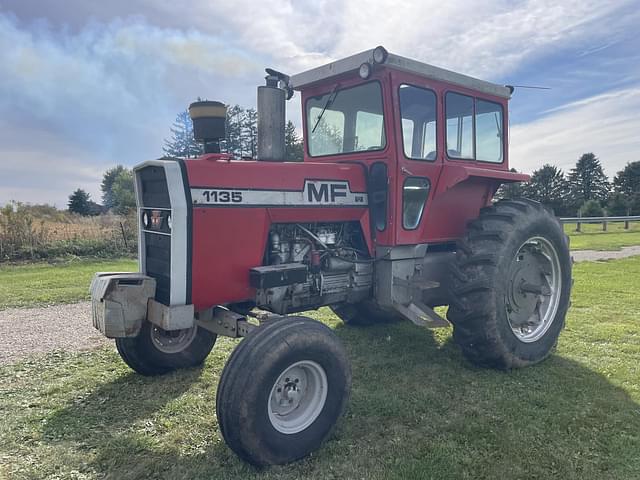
[447,199,572,369]
[115,322,216,376]
[216,316,351,466]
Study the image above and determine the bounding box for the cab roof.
[290,46,512,99]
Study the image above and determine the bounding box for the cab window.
[306,81,385,157]
[445,92,474,159]
[399,85,437,160]
[446,93,504,163]
[475,99,503,163]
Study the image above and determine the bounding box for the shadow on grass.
[43,323,640,479]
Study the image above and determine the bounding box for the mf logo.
[304,181,348,203]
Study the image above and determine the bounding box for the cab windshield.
[306,81,385,157]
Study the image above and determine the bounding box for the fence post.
[625,209,630,230]
[576,210,581,232]
[602,210,607,232]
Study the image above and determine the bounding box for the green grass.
[1,258,639,479]
[566,221,640,251]
[0,259,137,309]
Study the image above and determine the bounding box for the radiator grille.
[137,165,172,305]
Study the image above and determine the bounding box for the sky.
[1,0,639,207]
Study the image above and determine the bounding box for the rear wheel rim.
[506,236,562,343]
[150,325,197,354]
[268,360,328,435]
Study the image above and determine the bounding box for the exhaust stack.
[189,101,227,154]
[257,73,286,161]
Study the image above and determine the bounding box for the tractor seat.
[424,151,437,160]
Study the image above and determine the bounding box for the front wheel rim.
[268,360,328,435]
[150,325,197,354]
[505,236,562,343]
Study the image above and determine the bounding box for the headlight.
[142,211,150,229]
[359,62,372,79]
[373,46,388,64]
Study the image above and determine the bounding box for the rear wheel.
[216,316,351,466]
[447,199,572,369]
[115,321,216,376]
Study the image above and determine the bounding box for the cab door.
[391,74,444,245]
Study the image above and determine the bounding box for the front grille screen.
[138,165,172,305]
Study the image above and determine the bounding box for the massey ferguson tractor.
[90,46,571,466]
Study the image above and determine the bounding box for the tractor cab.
[287,46,527,245]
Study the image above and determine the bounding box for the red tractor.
[91,46,571,466]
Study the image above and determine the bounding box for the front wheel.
[447,199,572,369]
[115,321,216,376]
[216,316,351,466]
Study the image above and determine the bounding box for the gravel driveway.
[2,246,640,366]
[0,302,108,365]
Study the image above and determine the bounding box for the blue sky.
[1,0,639,207]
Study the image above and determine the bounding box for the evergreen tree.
[101,165,126,209]
[163,110,202,158]
[225,105,245,158]
[567,153,610,208]
[284,121,304,161]
[613,161,640,196]
[494,168,524,200]
[522,164,569,214]
[68,189,91,216]
[242,108,258,159]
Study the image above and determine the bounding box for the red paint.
[184,64,528,310]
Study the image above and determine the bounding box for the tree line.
[498,153,640,217]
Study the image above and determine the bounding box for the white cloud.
[0,1,638,206]
[510,86,640,177]
[159,0,637,79]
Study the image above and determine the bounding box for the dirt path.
[0,302,108,365]
[571,245,640,263]
[1,246,640,365]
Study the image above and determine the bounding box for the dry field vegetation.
[0,204,136,261]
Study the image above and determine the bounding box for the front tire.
[115,322,216,376]
[447,199,572,369]
[216,316,351,466]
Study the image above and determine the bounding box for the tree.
[101,165,126,209]
[284,121,304,161]
[163,110,202,158]
[494,168,524,200]
[522,164,569,215]
[225,105,245,158]
[567,153,610,209]
[242,108,258,159]
[111,170,136,214]
[68,189,91,216]
[613,161,640,196]
[579,199,604,217]
[607,192,631,216]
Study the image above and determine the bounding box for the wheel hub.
[268,360,328,435]
[150,325,197,354]
[505,237,562,343]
